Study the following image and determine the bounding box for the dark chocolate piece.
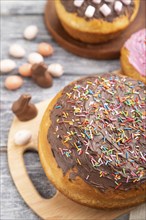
[12,94,38,121]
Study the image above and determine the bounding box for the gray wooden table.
[0,1,145,220]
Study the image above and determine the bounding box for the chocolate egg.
[14,130,32,146]
[28,52,44,64]
[5,75,23,90]
[0,59,16,73]
[38,42,54,57]
[9,44,25,58]
[19,63,32,77]
[24,25,38,40]
[48,63,64,78]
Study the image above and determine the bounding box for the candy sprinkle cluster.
[49,74,146,191]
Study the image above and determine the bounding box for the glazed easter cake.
[121,29,146,84]
[39,73,146,209]
[55,0,140,43]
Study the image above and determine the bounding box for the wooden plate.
[44,0,145,60]
[8,97,145,219]
[7,99,135,220]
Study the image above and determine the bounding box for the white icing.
[99,4,111,16]
[121,0,131,5]
[114,1,123,12]
[74,0,84,7]
[104,0,115,3]
[92,0,102,4]
[85,5,96,18]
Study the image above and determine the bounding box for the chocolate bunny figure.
[31,62,53,88]
[12,94,38,121]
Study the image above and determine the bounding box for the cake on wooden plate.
[39,73,146,209]
[55,0,140,43]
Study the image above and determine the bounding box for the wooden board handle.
[8,143,135,220]
[8,144,59,219]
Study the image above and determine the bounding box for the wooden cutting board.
[44,0,145,60]
[8,97,144,220]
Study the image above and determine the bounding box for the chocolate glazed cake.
[39,73,146,209]
[55,0,140,43]
[61,0,135,22]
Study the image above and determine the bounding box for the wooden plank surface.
[0,1,144,220]
[129,204,146,220]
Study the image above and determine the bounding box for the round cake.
[55,0,140,43]
[39,73,146,209]
[121,29,146,84]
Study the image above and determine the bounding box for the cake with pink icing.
[121,29,146,84]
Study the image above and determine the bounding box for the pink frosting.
[125,29,146,77]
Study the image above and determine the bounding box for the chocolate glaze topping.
[61,0,135,22]
[48,74,146,191]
